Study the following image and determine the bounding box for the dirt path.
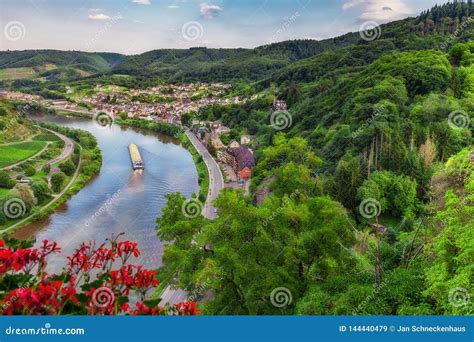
[1,142,51,171]
[0,145,82,235]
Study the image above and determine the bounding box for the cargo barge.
[129,144,144,170]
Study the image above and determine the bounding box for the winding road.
[39,127,74,169]
[0,129,77,234]
[159,129,224,305]
[185,129,224,219]
[1,127,74,172]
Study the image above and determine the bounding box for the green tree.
[42,164,51,175]
[59,160,76,176]
[51,172,66,193]
[11,183,37,212]
[157,190,355,315]
[357,171,418,218]
[31,180,50,204]
[0,171,16,189]
[424,149,473,315]
[24,165,36,177]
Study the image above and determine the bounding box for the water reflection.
[12,113,199,271]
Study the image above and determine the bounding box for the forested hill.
[155,2,473,316]
[1,2,472,86]
[0,50,125,82]
[97,0,474,82]
[0,50,124,70]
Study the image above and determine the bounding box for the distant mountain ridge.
[0,1,472,85]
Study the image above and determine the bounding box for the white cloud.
[89,8,102,12]
[199,2,223,19]
[342,0,365,10]
[132,0,151,5]
[167,5,179,9]
[342,0,412,22]
[88,13,112,20]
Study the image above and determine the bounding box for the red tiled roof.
[231,146,256,171]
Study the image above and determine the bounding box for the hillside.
[0,100,36,143]
[0,0,472,316]
[0,2,471,91]
[0,50,124,82]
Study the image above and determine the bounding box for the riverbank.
[115,118,210,201]
[116,118,181,137]
[0,122,102,236]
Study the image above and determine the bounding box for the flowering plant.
[0,236,199,315]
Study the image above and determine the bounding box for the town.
[0,85,279,192]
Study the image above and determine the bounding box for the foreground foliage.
[0,236,199,315]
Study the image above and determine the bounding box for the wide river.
[12,113,199,271]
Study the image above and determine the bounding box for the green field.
[0,141,47,168]
[32,133,61,142]
[0,67,36,80]
[0,188,10,200]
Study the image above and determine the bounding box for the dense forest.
[0,1,472,315]
[155,1,473,315]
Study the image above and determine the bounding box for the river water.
[12,113,199,271]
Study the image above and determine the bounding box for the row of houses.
[191,120,257,180]
[217,146,256,180]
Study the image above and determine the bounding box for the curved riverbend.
[12,113,199,271]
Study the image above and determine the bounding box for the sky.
[0,0,444,55]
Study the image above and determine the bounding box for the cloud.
[167,5,179,9]
[342,0,365,10]
[342,0,412,22]
[88,13,112,20]
[199,2,223,19]
[132,0,151,5]
[89,8,102,12]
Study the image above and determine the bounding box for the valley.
[0,1,472,317]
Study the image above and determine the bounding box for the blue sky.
[1,0,443,54]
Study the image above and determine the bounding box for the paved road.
[0,145,82,235]
[40,127,74,168]
[2,127,74,174]
[185,129,224,219]
[159,129,224,305]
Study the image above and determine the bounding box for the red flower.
[40,240,61,256]
[174,301,201,316]
[128,302,164,316]
[116,241,140,264]
[3,279,78,315]
[0,237,197,316]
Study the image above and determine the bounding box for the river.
[11,113,199,271]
